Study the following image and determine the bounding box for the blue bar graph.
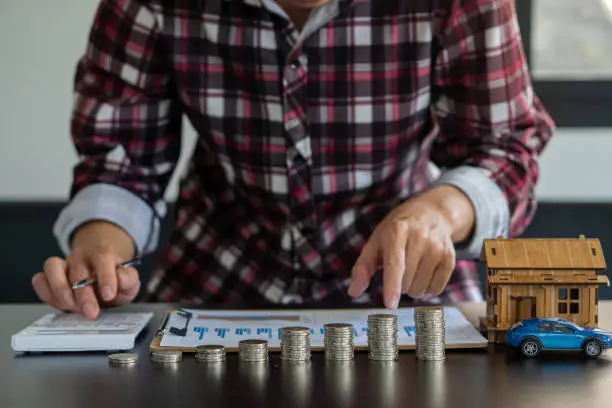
[403,326,416,337]
[215,328,230,338]
[257,328,272,339]
[193,327,209,340]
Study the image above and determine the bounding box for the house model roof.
[480,235,607,270]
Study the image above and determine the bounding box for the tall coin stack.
[280,326,311,362]
[195,345,226,363]
[239,339,268,362]
[414,307,446,361]
[367,314,398,361]
[323,323,354,361]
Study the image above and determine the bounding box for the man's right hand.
[32,221,140,319]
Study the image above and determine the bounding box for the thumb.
[348,238,379,297]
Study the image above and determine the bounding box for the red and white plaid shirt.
[54,0,555,306]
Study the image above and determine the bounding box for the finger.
[67,254,100,319]
[91,251,121,302]
[32,272,59,307]
[408,239,441,298]
[112,267,141,305]
[33,273,79,312]
[43,257,76,310]
[348,239,379,297]
[428,244,456,295]
[382,221,409,309]
[401,227,426,295]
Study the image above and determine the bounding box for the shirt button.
[290,61,299,70]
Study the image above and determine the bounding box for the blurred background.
[0,0,611,302]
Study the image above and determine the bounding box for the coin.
[151,350,183,363]
[108,352,138,366]
[324,323,354,361]
[280,326,311,362]
[195,344,226,363]
[239,339,268,362]
[414,307,446,361]
[367,314,398,361]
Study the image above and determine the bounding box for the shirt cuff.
[432,165,510,260]
[52,183,163,256]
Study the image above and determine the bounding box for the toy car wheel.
[520,339,541,358]
[583,339,603,358]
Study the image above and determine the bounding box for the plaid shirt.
[54,0,555,306]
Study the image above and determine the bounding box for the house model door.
[516,296,537,321]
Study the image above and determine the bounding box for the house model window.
[558,288,580,314]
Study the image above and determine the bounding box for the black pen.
[71,258,142,290]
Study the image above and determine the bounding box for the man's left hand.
[347,185,475,309]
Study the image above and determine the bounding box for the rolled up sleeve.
[433,166,509,259]
[53,0,181,255]
[53,183,163,256]
[430,0,555,259]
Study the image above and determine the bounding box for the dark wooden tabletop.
[3,303,612,408]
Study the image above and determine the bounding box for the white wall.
[1,1,611,203]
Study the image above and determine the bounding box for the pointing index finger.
[382,221,408,309]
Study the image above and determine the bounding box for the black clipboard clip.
[168,308,193,336]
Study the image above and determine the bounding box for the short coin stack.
[195,345,226,363]
[108,352,138,367]
[150,350,183,364]
[367,314,398,361]
[280,326,311,362]
[414,307,446,361]
[323,323,354,361]
[239,339,268,362]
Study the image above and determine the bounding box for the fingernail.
[102,286,113,301]
[83,303,97,319]
[387,294,400,310]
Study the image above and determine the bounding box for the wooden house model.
[479,235,609,343]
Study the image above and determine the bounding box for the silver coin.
[108,353,138,365]
[195,345,226,362]
[414,307,446,361]
[151,350,182,361]
[239,340,268,361]
[281,327,310,335]
[196,344,225,352]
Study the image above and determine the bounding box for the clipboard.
[150,308,200,353]
[148,307,489,353]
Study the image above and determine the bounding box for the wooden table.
[2,301,612,408]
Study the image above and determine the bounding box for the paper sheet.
[159,307,487,350]
[11,312,153,352]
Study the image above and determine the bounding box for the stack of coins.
[108,352,138,367]
[414,307,446,361]
[367,314,398,361]
[195,345,226,363]
[323,323,354,361]
[239,339,268,362]
[150,350,183,364]
[280,326,311,362]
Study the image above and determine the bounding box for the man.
[33,0,554,319]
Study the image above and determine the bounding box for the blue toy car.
[505,317,612,358]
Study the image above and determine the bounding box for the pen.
[71,257,142,290]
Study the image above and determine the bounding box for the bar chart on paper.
[156,307,488,352]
